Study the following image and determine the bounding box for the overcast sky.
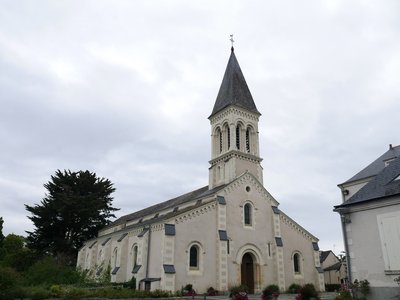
[1,0,399,255]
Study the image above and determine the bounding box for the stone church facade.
[77,48,325,293]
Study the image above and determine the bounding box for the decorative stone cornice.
[175,202,217,224]
[209,150,262,165]
[280,213,318,242]
[210,106,260,125]
[223,172,278,206]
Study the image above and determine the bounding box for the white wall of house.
[345,200,400,288]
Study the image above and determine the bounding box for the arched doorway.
[241,253,254,293]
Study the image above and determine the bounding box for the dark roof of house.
[320,250,332,263]
[336,155,400,208]
[106,184,227,228]
[209,47,260,118]
[341,145,400,185]
[324,261,342,272]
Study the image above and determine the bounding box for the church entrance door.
[241,253,254,294]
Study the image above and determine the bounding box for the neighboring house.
[320,250,347,285]
[335,145,400,299]
[77,47,325,293]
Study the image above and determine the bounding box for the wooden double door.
[240,253,255,294]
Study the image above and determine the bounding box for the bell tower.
[208,47,263,189]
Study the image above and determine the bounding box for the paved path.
[197,293,337,300]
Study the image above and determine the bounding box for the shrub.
[352,279,370,300]
[88,287,170,299]
[0,266,21,290]
[183,283,196,296]
[207,286,218,296]
[63,287,88,300]
[123,276,137,289]
[288,283,302,294]
[334,289,352,300]
[297,283,319,300]
[325,284,341,292]
[262,284,280,299]
[24,256,83,286]
[49,284,62,297]
[0,266,24,300]
[229,284,249,300]
[150,289,172,298]
[24,286,52,300]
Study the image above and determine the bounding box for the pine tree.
[25,170,118,265]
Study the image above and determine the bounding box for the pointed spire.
[210,48,260,118]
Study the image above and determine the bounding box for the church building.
[77,47,325,293]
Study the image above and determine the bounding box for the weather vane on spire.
[230,34,235,50]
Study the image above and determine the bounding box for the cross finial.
[230,34,235,51]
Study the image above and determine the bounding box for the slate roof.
[106,184,227,228]
[320,250,331,263]
[209,47,260,118]
[335,155,400,208]
[341,145,400,185]
[324,261,342,272]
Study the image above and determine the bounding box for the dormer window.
[384,157,397,167]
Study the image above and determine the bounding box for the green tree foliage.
[0,217,4,260]
[0,217,4,246]
[0,234,36,272]
[25,170,118,265]
[24,256,84,286]
[3,234,24,252]
[0,266,22,300]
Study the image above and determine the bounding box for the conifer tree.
[0,217,4,260]
[0,217,4,246]
[25,170,118,264]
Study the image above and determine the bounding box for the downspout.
[339,211,352,284]
[336,186,352,284]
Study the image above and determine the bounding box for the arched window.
[189,244,199,269]
[293,253,301,273]
[227,126,231,149]
[132,245,138,267]
[244,203,252,226]
[236,125,241,150]
[219,129,223,153]
[246,128,251,153]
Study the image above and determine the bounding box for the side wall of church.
[147,226,164,280]
[173,201,218,293]
[280,216,324,291]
